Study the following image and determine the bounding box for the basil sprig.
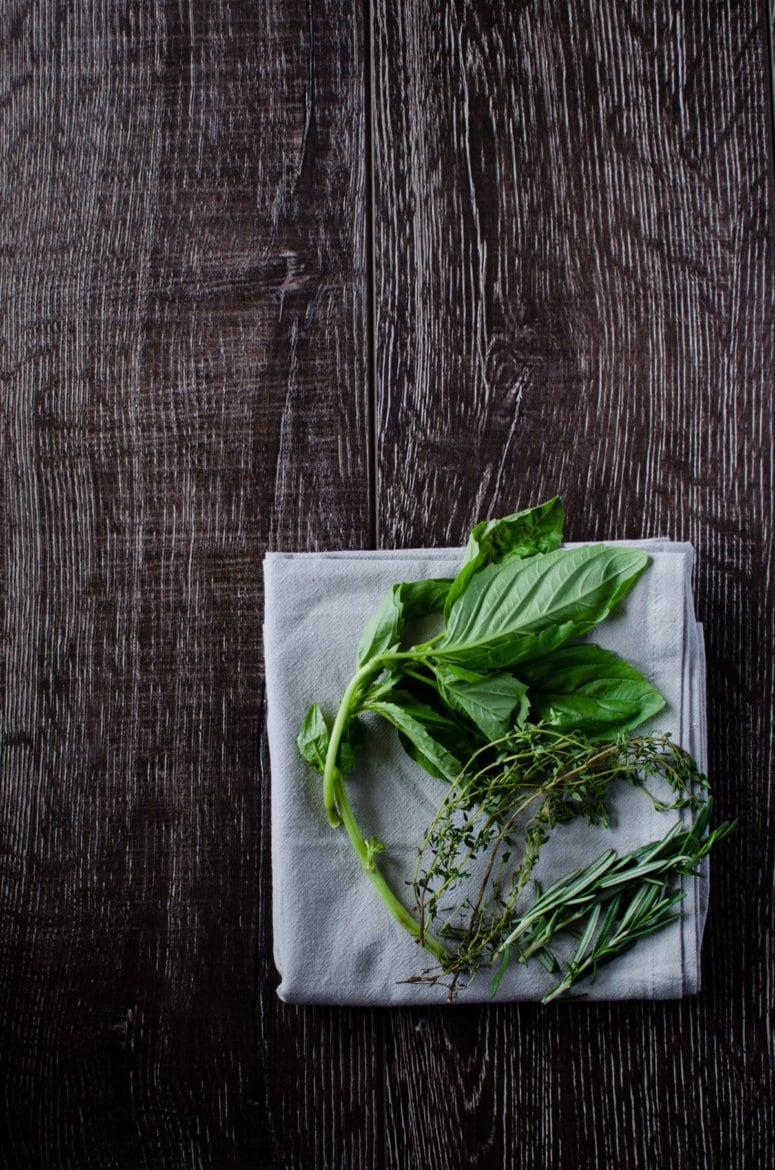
[298,497,664,824]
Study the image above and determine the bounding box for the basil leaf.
[365,696,465,781]
[435,666,530,740]
[431,661,484,684]
[357,584,404,666]
[398,577,452,620]
[358,577,451,667]
[484,620,586,666]
[445,497,564,616]
[377,671,485,756]
[437,545,649,669]
[520,644,666,737]
[297,703,364,775]
[337,717,365,773]
[296,702,330,774]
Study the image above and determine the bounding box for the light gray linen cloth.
[264,541,708,1005]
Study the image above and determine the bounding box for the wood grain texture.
[1,1,373,1167]
[373,1,774,1168]
[1,0,773,1168]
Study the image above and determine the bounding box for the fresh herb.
[296,499,732,999]
[407,727,733,1000]
[494,797,732,1001]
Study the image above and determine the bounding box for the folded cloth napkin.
[264,541,708,1006]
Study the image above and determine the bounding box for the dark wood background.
[2,1,773,1167]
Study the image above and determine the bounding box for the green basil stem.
[332,770,450,964]
[323,647,435,826]
[321,649,450,965]
[323,663,373,827]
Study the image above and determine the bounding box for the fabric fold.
[264,541,707,1005]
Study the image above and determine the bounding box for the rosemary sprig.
[492,800,734,1000]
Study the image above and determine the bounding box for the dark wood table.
[2,2,773,1167]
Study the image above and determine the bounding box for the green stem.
[334,773,450,964]
[322,662,376,828]
[320,647,450,965]
[322,647,434,826]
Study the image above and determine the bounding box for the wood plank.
[0,1,374,1166]
[372,2,775,1168]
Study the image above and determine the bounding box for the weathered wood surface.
[1,1,772,1168]
[373,3,774,1168]
[1,1,373,1167]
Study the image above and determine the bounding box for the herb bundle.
[408,727,732,999]
[297,498,733,999]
